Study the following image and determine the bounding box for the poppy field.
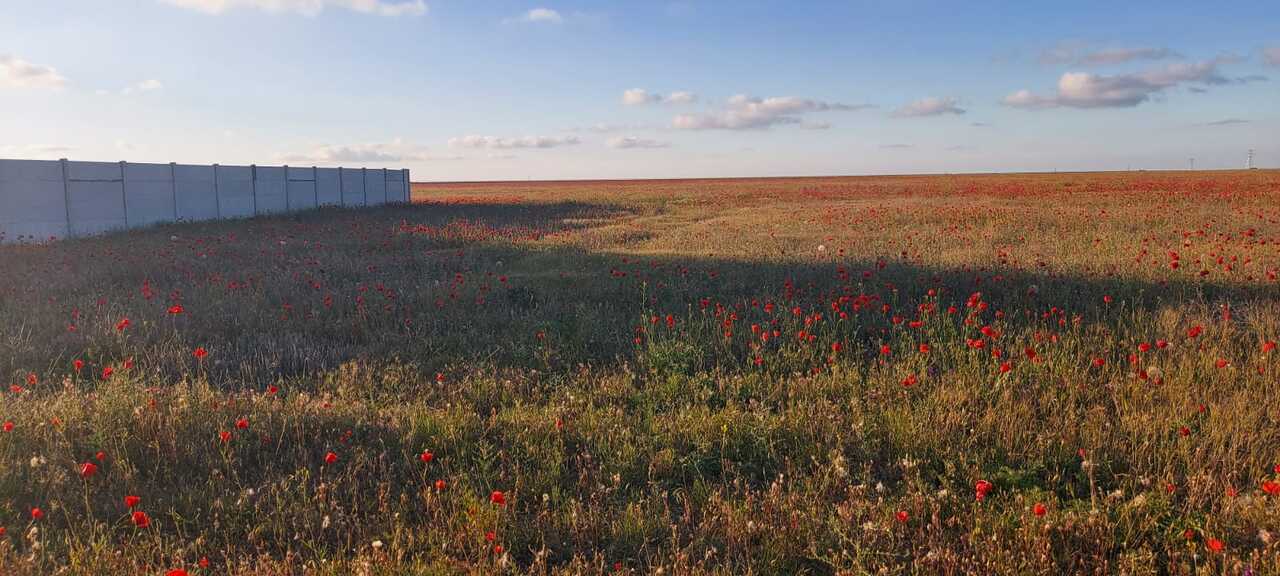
[1,170,1279,575]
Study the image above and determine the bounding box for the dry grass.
[1,170,1278,574]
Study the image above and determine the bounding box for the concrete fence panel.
[123,162,178,227]
[174,164,218,221]
[216,165,255,218]
[365,169,387,206]
[67,161,127,236]
[316,168,341,206]
[0,159,68,241]
[387,169,408,203]
[341,168,366,206]
[1,158,411,243]
[254,166,288,214]
[286,166,318,212]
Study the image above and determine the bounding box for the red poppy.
[490,490,506,506]
[167,304,184,315]
[166,570,189,576]
[79,461,98,479]
[219,430,232,443]
[1262,481,1280,496]
[918,343,930,354]
[1206,538,1224,553]
[1187,325,1203,338]
[102,366,114,380]
[131,510,150,528]
[1033,502,1047,517]
[1214,359,1228,369]
[900,374,918,387]
[894,510,909,523]
[879,344,891,355]
[124,495,141,508]
[115,318,130,332]
[1264,341,1277,353]
[419,450,434,463]
[73,359,84,373]
[193,347,208,360]
[975,479,993,501]
[2,422,11,432]
[235,418,249,430]
[434,479,447,491]
[324,451,338,465]
[96,451,105,461]
[1091,357,1106,367]
[30,507,43,521]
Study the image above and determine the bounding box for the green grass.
[0,171,1278,574]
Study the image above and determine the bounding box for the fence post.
[170,162,178,221]
[251,164,258,215]
[60,158,72,238]
[404,169,411,203]
[213,164,221,218]
[120,161,129,228]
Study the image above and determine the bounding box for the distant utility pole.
[1247,149,1255,170]
[1188,158,1195,171]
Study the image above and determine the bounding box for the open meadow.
[1,170,1279,574]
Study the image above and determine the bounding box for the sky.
[1,0,1278,181]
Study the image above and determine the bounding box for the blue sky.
[1,0,1277,180]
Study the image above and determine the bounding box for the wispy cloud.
[573,122,656,134]
[880,144,914,150]
[280,139,430,163]
[892,96,965,118]
[672,95,872,130]
[0,54,68,89]
[158,0,427,16]
[622,88,698,106]
[1194,118,1249,127]
[121,79,164,96]
[448,135,580,149]
[1264,47,1280,67]
[1004,56,1263,109]
[1040,43,1180,66]
[607,136,670,149]
[0,144,75,158]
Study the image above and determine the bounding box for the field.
[1,170,1279,575]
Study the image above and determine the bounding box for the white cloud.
[158,0,427,16]
[622,88,697,106]
[672,94,871,130]
[1040,44,1179,66]
[574,122,654,133]
[280,139,430,163]
[606,136,670,149]
[0,54,68,89]
[892,96,965,118]
[1265,47,1280,67]
[524,7,562,23]
[665,91,697,104]
[121,79,164,95]
[0,144,75,158]
[1005,57,1261,109]
[448,135,580,149]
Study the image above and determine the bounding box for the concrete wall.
[0,158,410,243]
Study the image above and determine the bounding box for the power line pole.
[1188,158,1195,171]
[1247,149,1255,170]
